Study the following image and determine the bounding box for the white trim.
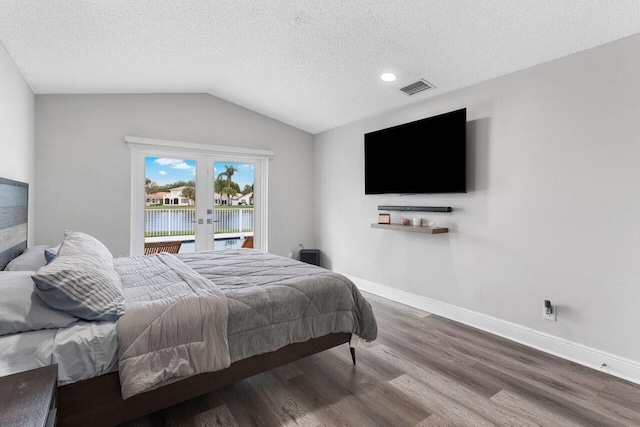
[125,136,274,158]
[347,274,640,386]
[128,146,141,256]
[258,155,269,252]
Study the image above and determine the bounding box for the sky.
[145,157,254,189]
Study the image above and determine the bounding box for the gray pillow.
[0,271,78,336]
[44,244,61,264]
[57,230,113,264]
[4,245,49,271]
[32,254,125,321]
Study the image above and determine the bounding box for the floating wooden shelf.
[371,223,449,234]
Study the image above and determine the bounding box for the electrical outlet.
[543,300,557,321]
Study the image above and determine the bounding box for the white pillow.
[57,230,113,264]
[0,271,78,336]
[4,245,49,271]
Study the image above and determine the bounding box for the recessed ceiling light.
[380,73,396,82]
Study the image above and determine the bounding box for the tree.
[221,185,237,204]
[242,184,253,195]
[145,178,159,194]
[181,187,195,205]
[217,165,238,204]
[214,177,239,205]
[214,177,226,194]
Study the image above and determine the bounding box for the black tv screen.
[364,108,466,194]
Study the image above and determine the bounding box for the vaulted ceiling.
[1,1,639,134]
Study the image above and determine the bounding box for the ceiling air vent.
[400,79,435,96]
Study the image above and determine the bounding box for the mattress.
[0,320,118,385]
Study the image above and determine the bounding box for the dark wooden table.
[0,364,58,427]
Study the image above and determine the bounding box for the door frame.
[126,136,273,256]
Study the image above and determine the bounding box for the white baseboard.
[346,274,640,386]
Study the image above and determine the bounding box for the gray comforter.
[177,248,377,362]
[114,253,230,399]
[114,248,377,399]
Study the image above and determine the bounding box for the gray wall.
[314,33,640,362]
[0,43,34,245]
[34,93,314,257]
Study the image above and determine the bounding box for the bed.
[0,181,377,427]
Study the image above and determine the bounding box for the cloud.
[154,158,183,166]
[171,162,192,170]
[153,157,195,176]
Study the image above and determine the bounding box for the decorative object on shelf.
[423,219,436,227]
[378,205,452,213]
[400,218,410,226]
[371,223,448,234]
[412,218,421,226]
[378,213,391,224]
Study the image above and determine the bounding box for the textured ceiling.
[0,1,639,134]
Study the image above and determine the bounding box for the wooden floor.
[122,292,640,426]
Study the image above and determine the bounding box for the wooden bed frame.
[57,332,352,427]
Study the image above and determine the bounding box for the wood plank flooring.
[121,291,640,426]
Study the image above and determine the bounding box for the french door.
[128,138,271,256]
[207,156,258,252]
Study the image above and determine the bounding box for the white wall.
[314,33,640,366]
[0,43,35,244]
[34,94,314,257]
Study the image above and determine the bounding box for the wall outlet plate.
[543,304,557,321]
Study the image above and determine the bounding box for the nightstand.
[0,364,58,427]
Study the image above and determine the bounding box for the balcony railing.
[145,208,253,237]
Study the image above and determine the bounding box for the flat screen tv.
[364,108,466,194]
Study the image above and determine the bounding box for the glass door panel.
[144,156,197,254]
[212,160,255,251]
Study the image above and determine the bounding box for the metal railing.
[145,208,253,237]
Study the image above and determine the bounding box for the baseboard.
[346,274,640,386]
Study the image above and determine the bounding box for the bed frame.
[57,332,352,427]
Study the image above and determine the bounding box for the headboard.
[0,177,29,270]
